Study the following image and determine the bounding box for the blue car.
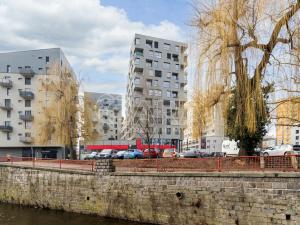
[124,149,144,159]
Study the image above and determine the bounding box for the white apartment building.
[84,92,122,143]
[0,48,76,158]
[123,34,188,149]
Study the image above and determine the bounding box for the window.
[6,65,11,73]
[153,60,158,68]
[166,72,171,78]
[7,133,10,140]
[167,53,171,59]
[135,38,140,45]
[25,110,31,116]
[163,62,170,70]
[25,122,32,129]
[174,82,179,88]
[149,90,153,96]
[149,70,154,76]
[166,128,171,135]
[164,43,170,50]
[166,91,171,97]
[25,78,31,85]
[175,45,179,52]
[146,59,152,67]
[296,130,299,134]
[172,92,178,98]
[154,41,158,48]
[135,58,140,65]
[175,64,180,71]
[174,128,179,135]
[4,121,10,126]
[166,119,171,125]
[38,56,43,59]
[146,40,153,48]
[155,51,162,58]
[38,68,43,71]
[46,56,50,63]
[7,110,11,118]
[153,80,158,86]
[296,136,299,140]
[154,90,162,96]
[172,73,178,80]
[134,78,140,85]
[172,54,179,62]
[163,100,170,106]
[146,79,152,87]
[163,81,170,88]
[155,70,162,77]
[5,99,11,107]
[167,109,171,116]
[149,50,154,57]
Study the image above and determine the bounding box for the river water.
[0,203,149,225]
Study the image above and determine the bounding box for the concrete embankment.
[0,161,299,225]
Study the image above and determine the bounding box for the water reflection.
[0,203,149,225]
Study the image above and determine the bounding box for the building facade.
[276,99,300,145]
[0,48,77,158]
[123,34,188,149]
[84,92,122,143]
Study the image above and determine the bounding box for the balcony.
[19,68,35,78]
[0,103,13,111]
[0,79,12,88]
[19,114,34,121]
[19,90,34,100]
[0,125,13,132]
[19,136,33,144]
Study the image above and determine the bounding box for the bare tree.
[35,61,79,159]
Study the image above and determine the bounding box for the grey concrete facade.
[0,48,74,158]
[123,34,188,148]
[84,92,122,142]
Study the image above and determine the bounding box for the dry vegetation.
[192,0,300,147]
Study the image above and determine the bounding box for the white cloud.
[0,0,185,92]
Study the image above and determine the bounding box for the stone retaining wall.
[0,163,299,225]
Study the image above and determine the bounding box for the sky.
[0,0,194,95]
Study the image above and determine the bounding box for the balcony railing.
[0,125,13,132]
[0,103,13,111]
[18,68,35,78]
[0,79,13,88]
[19,90,34,100]
[19,136,33,143]
[19,114,34,121]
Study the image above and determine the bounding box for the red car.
[143,149,162,158]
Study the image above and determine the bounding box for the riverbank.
[0,163,299,224]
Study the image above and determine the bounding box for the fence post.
[218,157,221,172]
[291,155,298,170]
[260,156,265,170]
[59,159,62,169]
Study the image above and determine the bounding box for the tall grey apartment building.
[123,34,188,148]
[84,92,122,142]
[0,48,76,158]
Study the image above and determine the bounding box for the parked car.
[143,149,161,158]
[84,151,99,160]
[261,145,293,156]
[123,149,144,159]
[112,150,127,159]
[97,149,118,159]
[293,145,300,154]
[162,148,177,158]
[210,152,226,157]
[180,149,201,158]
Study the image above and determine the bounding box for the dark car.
[293,145,300,154]
[112,150,127,159]
[143,149,161,158]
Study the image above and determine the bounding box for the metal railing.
[0,156,96,172]
[19,90,34,99]
[0,79,12,88]
[0,155,299,173]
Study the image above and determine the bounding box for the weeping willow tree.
[35,61,79,159]
[82,94,101,144]
[193,0,300,155]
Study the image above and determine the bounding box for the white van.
[222,140,239,156]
